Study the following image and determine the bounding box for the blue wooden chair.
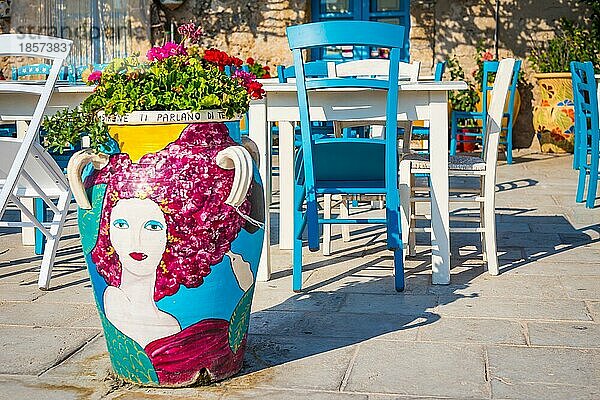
[450,60,521,164]
[67,63,108,83]
[571,61,599,209]
[12,63,69,81]
[287,20,405,292]
[571,61,588,171]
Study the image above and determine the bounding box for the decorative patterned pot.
[532,73,575,153]
[66,110,265,387]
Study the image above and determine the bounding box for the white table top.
[260,80,467,92]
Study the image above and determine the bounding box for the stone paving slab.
[226,334,356,391]
[344,341,489,399]
[560,276,600,300]
[487,345,600,388]
[0,153,599,399]
[417,317,526,345]
[436,295,591,321]
[527,321,600,348]
[490,381,600,400]
[0,326,99,375]
[0,301,97,327]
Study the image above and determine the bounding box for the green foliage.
[42,106,109,154]
[82,55,251,118]
[446,56,480,113]
[529,2,600,72]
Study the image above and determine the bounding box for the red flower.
[246,57,255,65]
[246,80,265,100]
[481,51,494,61]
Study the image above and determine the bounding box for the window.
[310,0,410,62]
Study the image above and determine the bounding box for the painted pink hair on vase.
[87,123,251,301]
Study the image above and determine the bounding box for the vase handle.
[216,145,254,208]
[66,149,110,210]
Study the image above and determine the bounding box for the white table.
[0,83,93,246]
[248,80,467,285]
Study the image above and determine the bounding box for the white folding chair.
[322,59,421,255]
[0,34,73,289]
[399,58,517,275]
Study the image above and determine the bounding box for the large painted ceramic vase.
[532,73,575,153]
[66,110,265,387]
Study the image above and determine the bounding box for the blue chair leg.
[586,157,599,209]
[450,116,458,156]
[506,128,513,165]
[576,166,587,203]
[573,130,580,170]
[34,198,46,255]
[393,248,405,292]
[293,184,305,292]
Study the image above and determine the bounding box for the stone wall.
[3,0,592,148]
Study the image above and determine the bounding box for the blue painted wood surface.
[287,20,405,292]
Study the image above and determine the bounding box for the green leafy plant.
[446,55,480,114]
[529,1,600,72]
[42,23,265,153]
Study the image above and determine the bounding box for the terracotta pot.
[532,72,575,153]
[66,110,265,387]
[457,128,479,152]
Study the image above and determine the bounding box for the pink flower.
[146,42,187,61]
[178,23,203,44]
[87,70,102,83]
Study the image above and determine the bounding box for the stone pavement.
[0,152,599,399]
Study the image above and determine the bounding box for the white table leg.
[248,99,271,281]
[278,121,295,250]
[428,92,451,285]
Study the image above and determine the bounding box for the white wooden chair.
[398,58,516,275]
[0,34,73,289]
[322,59,420,255]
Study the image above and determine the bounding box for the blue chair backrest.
[434,61,446,81]
[480,60,521,129]
[67,63,108,83]
[286,20,404,188]
[12,63,68,81]
[571,61,599,151]
[277,60,333,82]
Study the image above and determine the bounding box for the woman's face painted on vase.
[109,198,167,277]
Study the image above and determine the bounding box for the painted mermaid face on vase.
[104,198,180,348]
[109,198,167,277]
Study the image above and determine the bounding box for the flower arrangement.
[42,22,265,153]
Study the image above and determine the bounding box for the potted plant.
[446,55,480,152]
[529,0,600,153]
[42,23,266,387]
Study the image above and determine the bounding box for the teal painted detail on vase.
[228,284,255,353]
[78,184,107,255]
[98,311,159,385]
